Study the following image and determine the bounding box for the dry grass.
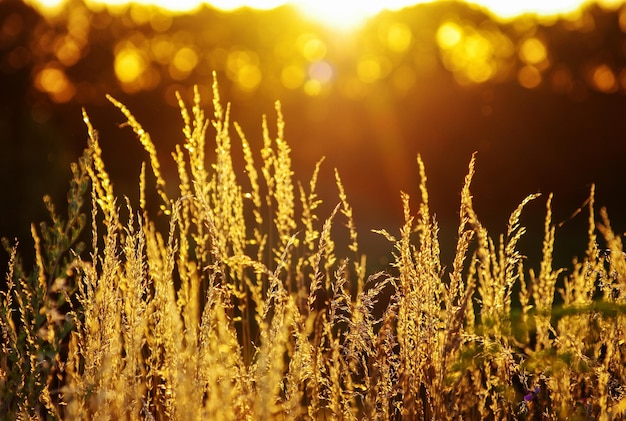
[2,75,626,420]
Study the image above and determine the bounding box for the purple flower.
[524,387,540,401]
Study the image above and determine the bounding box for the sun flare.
[289,0,417,31]
[24,0,626,27]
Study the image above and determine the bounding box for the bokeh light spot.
[308,60,333,83]
[618,69,626,92]
[227,49,258,74]
[151,36,175,64]
[465,33,492,61]
[2,13,24,40]
[55,36,81,66]
[437,22,463,49]
[303,79,322,96]
[439,24,498,84]
[386,22,412,53]
[357,56,380,83]
[304,60,333,95]
[35,64,75,103]
[114,46,148,83]
[226,49,262,91]
[172,46,198,73]
[130,4,153,25]
[619,7,626,32]
[465,60,494,83]
[519,37,547,65]
[151,12,173,31]
[236,64,262,91]
[357,55,391,83]
[281,64,305,89]
[67,8,90,35]
[518,65,542,88]
[590,64,617,92]
[298,34,327,61]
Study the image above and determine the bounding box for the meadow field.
[1,78,626,420]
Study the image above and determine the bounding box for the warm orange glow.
[590,64,618,92]
[171,47,199,78]
[35,64,76,102]
[468,0,591,20]
[150,36,175,64]
[114,45,148,83]
[290,1,385,31]
[437,22,463,50]
[518,65,542,88]
[281,65,306,89]
[436,21,511,85]
[550,65,575,93]
[226,49,262,92]
[23,0,626,27]
[357,55,391,84]
[391,65,417,93]
[386,22,412,53]
[519,38,548,66]
[19,0,626,101]
[298,34,327,62]
[303,61,333,95]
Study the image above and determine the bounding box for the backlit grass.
[2,76,625,420]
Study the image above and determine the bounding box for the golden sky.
[25,0,626,29]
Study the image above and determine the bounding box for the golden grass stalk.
[2,76,626,420]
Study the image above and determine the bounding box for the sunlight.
[468,0,612,20]
[18,0,626,97]
[24,0,626,25]
[290,0,401,31]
